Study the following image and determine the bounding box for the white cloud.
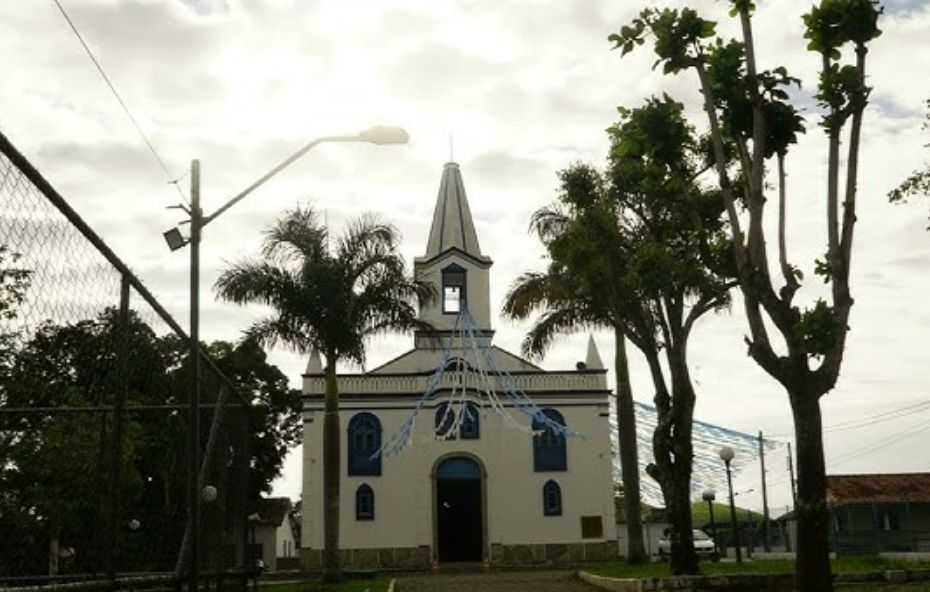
[2,0,930,510]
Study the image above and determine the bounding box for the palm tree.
[502,166,649,563]
[215,206,431,582]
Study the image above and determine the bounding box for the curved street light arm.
[203,135,359,227]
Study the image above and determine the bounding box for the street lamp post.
[165,126,409,592]
[702,490,718,556]
[719,446,742,563]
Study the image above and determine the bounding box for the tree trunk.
[790,389,832,592]
[614,328,647,563]
[666,474,697,574]
[322,359,342,583]
[48,527,59,576]
[666,365,698,575]
[643,346,699,575]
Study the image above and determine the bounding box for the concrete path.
[394,570,597,592]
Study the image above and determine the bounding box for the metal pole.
[725,460,742,563]
[708,500,718,556]
[107,275,131,579]
[189,159,202,592]
[787,442,797,509]
[759,431,771,552]
[746,508,753,558]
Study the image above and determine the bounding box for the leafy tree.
[0,309,301,575]
[215,206,430,582]
[606,98,734,575]
[506,97,732,574]
[612,1,882,589]
[1,309,168,574]
[890,99,930,221]
[0,244,31,390]
[502,169,649,563]
[203,338,301,503]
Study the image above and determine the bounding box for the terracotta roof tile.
[826,473,930,504]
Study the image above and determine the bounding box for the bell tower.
[414,162,493,346]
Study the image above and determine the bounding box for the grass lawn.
[588,555,930,579]
[257,577,391,592]
[837,584,930,592]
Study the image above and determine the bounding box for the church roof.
[422,162,490,263]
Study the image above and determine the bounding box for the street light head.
[163,227,188,251]
[719,446,735,463]
[702,490,716,502]
[356,126,409,145]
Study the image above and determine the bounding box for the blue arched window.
[435,403,456,440]
[461,402,480,440]
[543,480,562,516]
[348,413,381,476]
[434,402,480,440]
[532,408,567,472]
[355,484,374,520]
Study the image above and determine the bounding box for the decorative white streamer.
[375,307,582,458]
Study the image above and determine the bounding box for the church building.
[300,162,617,569]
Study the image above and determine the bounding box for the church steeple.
[423,162,488,262]
[414,162,493,343]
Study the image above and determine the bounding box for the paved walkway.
[394,570,597,592]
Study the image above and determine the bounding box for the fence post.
[106,275,131,580]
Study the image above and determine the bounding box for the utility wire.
[767,399,930,438]
[50,0,187,202]
[828,419,930,469]
[824,400,930,433]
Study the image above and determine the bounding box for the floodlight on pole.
[163,228,187,251]
[163,126,408,592]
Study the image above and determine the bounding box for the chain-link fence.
[0,130,250,590]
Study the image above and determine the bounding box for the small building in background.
[248,497,299,571]
[780,472,930,554]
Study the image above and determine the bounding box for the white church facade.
[299,162,618,570]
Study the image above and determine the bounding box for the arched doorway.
[433,455,484,562]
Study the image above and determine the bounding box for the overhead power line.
[828,419,930,469]
[50,0,187,201]
[767,399,930,438]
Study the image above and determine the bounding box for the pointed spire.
[423,162,485,260]
[585,335,604,370]
[305,350,322,374]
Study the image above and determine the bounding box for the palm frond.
[337,214,400,272]
[502,272,551,320]
[242,315,315,354]
[530,206,569,243]
[214,260,300,308]
[522,307,591,359]
[262,206,328,266]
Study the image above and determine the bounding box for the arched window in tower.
[355,484,374,520]
[442,264,467,314]
[543,480,562,516]
[348,413,382,476]
[532,408,567,472]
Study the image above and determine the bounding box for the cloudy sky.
[2,0,929,514]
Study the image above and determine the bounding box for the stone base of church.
[299,541,617,571]
[492,541,618,565]
[300,546,432,571]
